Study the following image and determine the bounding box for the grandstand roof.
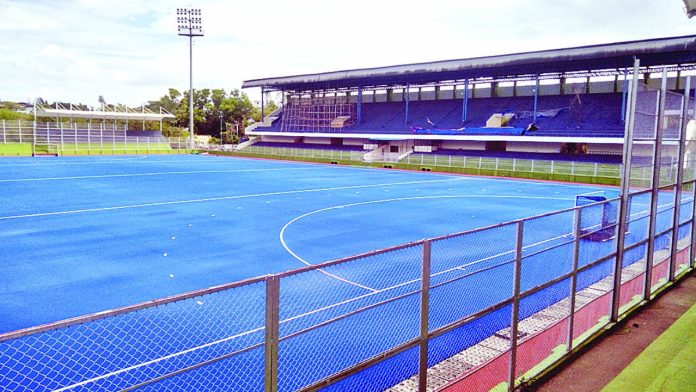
[243,35,696,91]
[36,105,175,122]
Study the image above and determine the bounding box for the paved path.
[533,271,696,392]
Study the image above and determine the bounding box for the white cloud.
[0,0,694,106]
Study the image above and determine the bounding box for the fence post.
[462,156,466,168]
[512,158,516,172]
[60,122,64,151]
[2,119,5,143]
[691,178,696,269]
[495,158,499,171]
[571,161,575,175]
[550,160,555,174]
[644,69,668,298]
[478,157,482,169]
[100,124,104,151]
[531,159,534,173]
[669,76,691,281]
[567,208,582,351]
[418,240,432,392]
[508,220,524,392]
[611,58,640,322]
[594,162,598,177]
[264,275,280,392]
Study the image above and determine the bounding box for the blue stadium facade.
[241,35,696,162]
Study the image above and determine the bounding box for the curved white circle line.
[279,194,574,291]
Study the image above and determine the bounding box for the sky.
[1,0,695,107]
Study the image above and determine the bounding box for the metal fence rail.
[0,188,693,391]
[0,120,189,155]
[1,67,695,391]
[235,145,623,180]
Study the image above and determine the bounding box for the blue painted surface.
[0,154,689,391]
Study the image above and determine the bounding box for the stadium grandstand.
[241,35,696,165]
[0,103,184,156]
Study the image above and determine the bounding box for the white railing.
[233,145,623,179]
[0,120,190,155]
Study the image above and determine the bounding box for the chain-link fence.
[2,188,691,391]
[1,70,695,391]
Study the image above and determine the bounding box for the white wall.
[441,140,486,150]
[262,135,296,143]
[507,141,560,153]
[303,137,332,145]
[586,143,623,155]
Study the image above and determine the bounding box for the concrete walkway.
[532,271,696,392]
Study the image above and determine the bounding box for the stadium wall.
[309,76,689,104]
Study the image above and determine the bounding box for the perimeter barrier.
[1,68,696,391]
[0,120,190,155]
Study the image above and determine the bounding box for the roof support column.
[462,79,469,123]
[677,70,683,90]
[621,68,628,123]
[418,87,422,101]
[586,75,591,94]
[434,85,440,100]
[533,75,539,124]
[261,87,265,122]
[387,88,393,102]
[513,80,518,97]
[357,86,363,124]
[560,76,566,95]
[492,81,499,98]
[404,83,410,126]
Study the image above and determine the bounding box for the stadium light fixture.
[177,8,204,150]
[684,0,696,17]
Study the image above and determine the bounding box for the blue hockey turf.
[0,154,608,333]
[0,154,689,391]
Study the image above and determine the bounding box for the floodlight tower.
[177,8,204,150]
[684,0,696,17]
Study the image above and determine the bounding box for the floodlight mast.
[177,8,204,150]
[684,0,696,17]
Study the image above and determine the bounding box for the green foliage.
[162,88,254,138]
[2,86,265,139]
[0,108,32,121]
[251,99,278,122]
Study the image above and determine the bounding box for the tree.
[147,88,181,115]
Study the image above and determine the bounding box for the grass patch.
[217,149,620,185]
[0,143,33,156]
[602,302,696,392]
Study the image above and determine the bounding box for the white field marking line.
[52,324,265,392]
[0,167,324,183]
[48,195,648,390]
[0,156,158,167]
[0,178,464,221]
[279,195,575,294]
